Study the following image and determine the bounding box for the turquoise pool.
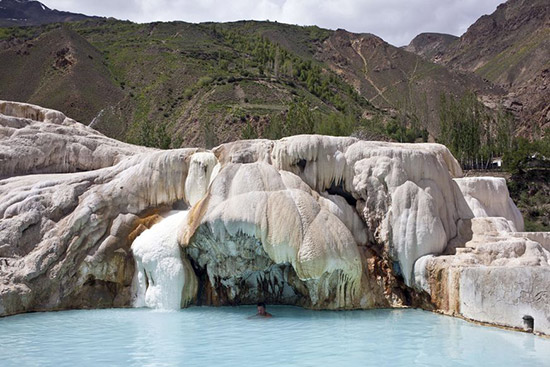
[1,306,548,366]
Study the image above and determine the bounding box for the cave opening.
[296,159,307,172]
[327,181,357,206]
[523,315,534,332]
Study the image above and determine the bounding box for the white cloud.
[40,0,504,45]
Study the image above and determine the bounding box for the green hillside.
[0,19,499,147]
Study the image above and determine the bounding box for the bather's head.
[257,302,267,315]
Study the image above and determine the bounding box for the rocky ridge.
[0,0,98,27]
[403,33,458,63]
[406,0,550,135]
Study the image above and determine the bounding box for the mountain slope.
[407,0,550,134]
[403,33,458,63]
[316,30,502,135]
[0,0,97,27]
[1,20,383,147]
[0,17,516,147]
[0,26,124,125]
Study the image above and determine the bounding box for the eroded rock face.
[455,177,524,231]
[0,100,150,178]
[412,177,550,334]
[414,217,550,334]
[0,147,199,315]
[1,102,549,335]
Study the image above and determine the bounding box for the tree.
[136,121,173,149]
[202,119,218,149]
[264,113,284,140]
[495,109,514,155]
[241,120,258,140]
[137,120,156,148]
[155,123,172,149]
[438,91,487,168]
[286,100,314,135]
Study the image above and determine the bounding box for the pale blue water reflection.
[1,306,548,366]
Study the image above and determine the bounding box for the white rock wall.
[455,177,524,231]
[0,100,150,177]
[271,136,472,285]
[460,267,550,334]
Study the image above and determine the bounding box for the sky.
[40,0,505,46]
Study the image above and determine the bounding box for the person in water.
[254,302,272,318]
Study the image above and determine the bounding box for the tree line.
[438,91,549,173]
[242,99,428,143]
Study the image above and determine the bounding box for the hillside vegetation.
[0,19,499,147]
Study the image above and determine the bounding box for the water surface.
[1,306,548,367]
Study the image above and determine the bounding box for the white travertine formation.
[182,162,363,308]
[0,103,549,335]
[319,193,368,246]
[271,136,472,285]
[459,267,550,334]
[0,100,150,178]
[455,177,524,231]
[0,148,198,315]
[512,232,550,252]
[414,216,550,334]
[132,211,197,310]
[410,177,550,334]
[184,152,220,206]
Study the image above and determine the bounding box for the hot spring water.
[1,307,548,366]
